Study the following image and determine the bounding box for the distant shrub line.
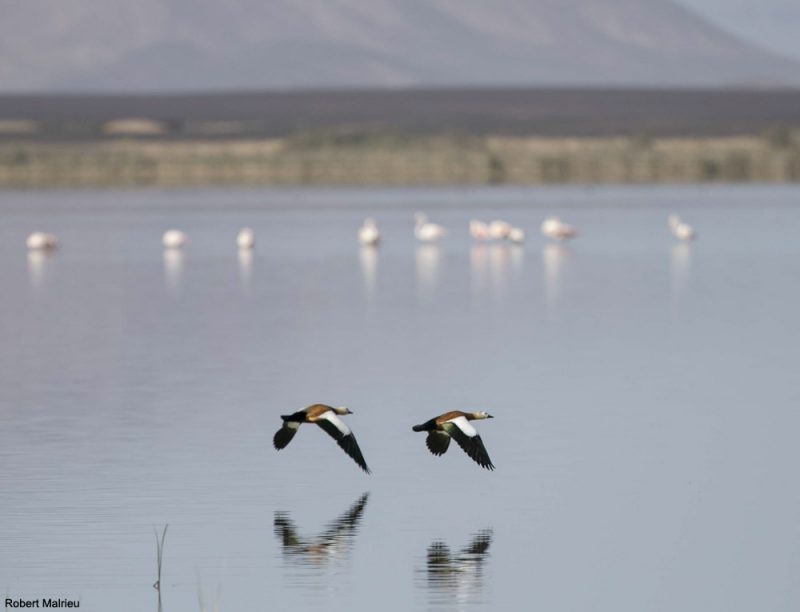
[1,130,800,188]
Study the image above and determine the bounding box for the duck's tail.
[412,418,437,432]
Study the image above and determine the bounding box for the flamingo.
[488,220,512,240]
[237,227,255,249]
[414,212,447,243]
[358,218,381,246]
[163,230,188,249]
[668,215,696,241]
[541,216,578,241]
[469,220,490,241]
[508,227,525,244]
[26,232,58,251]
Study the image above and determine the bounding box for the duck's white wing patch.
[314,411,371,474]
[447,416,478,438]
[442,417,495,470]
[316,411,352,437]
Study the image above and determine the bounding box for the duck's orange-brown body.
[274,404,370,474]
[412,410,495,470]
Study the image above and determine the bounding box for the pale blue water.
[1,185,800,612]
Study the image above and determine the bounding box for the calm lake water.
[2,185,800,612]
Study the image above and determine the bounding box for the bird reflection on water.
[470,244,490,295]
[670,242,692,318]
[543,242,571,312]
[163,249,184,297]
[27,250,52,291]
[470,244,510,297]
[238,248,254,290]
[273,492,369,568]
[359,246,378,302]
[470,244,523,301]
[420,529,493,606]
[415,244,442,299]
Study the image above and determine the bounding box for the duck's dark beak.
[347,409,354,414]
[487,414,494,418]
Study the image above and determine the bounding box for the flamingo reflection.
[416,244,442,298]
[421,529,493,605]
[359,246,378,301]
[509,241,524,276]
[163,249,184,296]
[472,244,522,299]
[543,242,571,310]
[274,492,369,567]
[238,248,254,289]
[27,250,52,290]
[670,242,692,316]
[470,244,489,294]
[489,244,511,296]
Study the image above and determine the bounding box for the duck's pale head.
[334,406,353,415]
[472,411,494,420]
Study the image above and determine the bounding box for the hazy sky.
[676,0,800,59]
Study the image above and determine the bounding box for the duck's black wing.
[425,431,451,456]
[320,492,370,541]
[273,420,301,450]
[461,529,493,556]
[442,417,495,471]
[315,412,371,474]
[273,512,303,551]
[427,541,453,573]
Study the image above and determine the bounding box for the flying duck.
[412,411,495,470]
[274,404,370,474]
[668,214,696,241]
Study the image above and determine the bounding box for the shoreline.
[1,132,799,188]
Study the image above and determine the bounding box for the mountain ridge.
[1,0,798,92]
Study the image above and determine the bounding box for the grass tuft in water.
[153,524,168,591]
